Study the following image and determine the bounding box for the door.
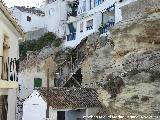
[0,95,8,120]
[57,111,65,120]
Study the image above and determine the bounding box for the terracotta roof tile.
[38,87,101,109]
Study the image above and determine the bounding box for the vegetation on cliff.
[19,32,62,60]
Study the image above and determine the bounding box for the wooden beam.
[71,76,81,87]
[77,47,79,65]
[70,55,73,72]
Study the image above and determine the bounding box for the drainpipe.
[101,12,104,25]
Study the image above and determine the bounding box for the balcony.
[99,21,115,35]
[67,32,76,41]
[0,56,18,88]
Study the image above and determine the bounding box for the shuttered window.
[34,78,42,88]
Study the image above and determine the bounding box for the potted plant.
[98,23,103,34]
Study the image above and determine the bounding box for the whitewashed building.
[10,6,45,32]
[64,0,137,47]
[0,1,24,120]
[18,56,57,100]
[43,0,67,38]
[22,88,101,120]
[64,0,79,47]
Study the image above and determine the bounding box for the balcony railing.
[99,21,115,34]
[67,32,76,41]
[0,57,19,81]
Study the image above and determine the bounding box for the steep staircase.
[54,38,88,87]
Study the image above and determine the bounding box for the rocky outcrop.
[81,0,160,119]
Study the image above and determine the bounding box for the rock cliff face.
[81,0,160,119]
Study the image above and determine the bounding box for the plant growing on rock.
[103,74,125,98]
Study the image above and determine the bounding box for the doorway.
[57,111,65,120]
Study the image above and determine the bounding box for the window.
[82,0,86,12]
[57,111,65,120]
[27,16,31,22]
[37,66,40,72]
[89,0,94,9]
[95,0,102,6]
[80,22,83,32]
[34,78,42,88]
[49,8,54,15]
[86,19,93,30]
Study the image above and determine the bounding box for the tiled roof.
[38,87,101,109]
[15,6,45,16]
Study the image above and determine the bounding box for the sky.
[3,0,45,8]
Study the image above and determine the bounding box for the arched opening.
[2,35,10,80]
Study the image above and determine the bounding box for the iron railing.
[99,21,115,34]
[67,32,76,41]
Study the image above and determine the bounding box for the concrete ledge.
[0,89,8,95]
[0,80,18,88]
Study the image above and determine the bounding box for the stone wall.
[25,28,47,40]
[121,0,160,20]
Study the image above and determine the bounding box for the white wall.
[44,0,67,37]
[86,107,100,120]
[65,0,137,48]
[18,61,55,100]
[22,90,47,120]
[65,109,86,120]
[7,89,17,120]
[64,12,101,47]
[0,7,22,120]
[11,7,45,32]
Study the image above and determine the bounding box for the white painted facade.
[10,7,45,32]
[22,90,47,120]
[18,58,57,100]
[64,0,137,47]
[43,0,67,38]
[22,90,99,120]
[0,1,24,120]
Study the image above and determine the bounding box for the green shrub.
[19,32,62,60]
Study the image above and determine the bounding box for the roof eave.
[0,1,25,37]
